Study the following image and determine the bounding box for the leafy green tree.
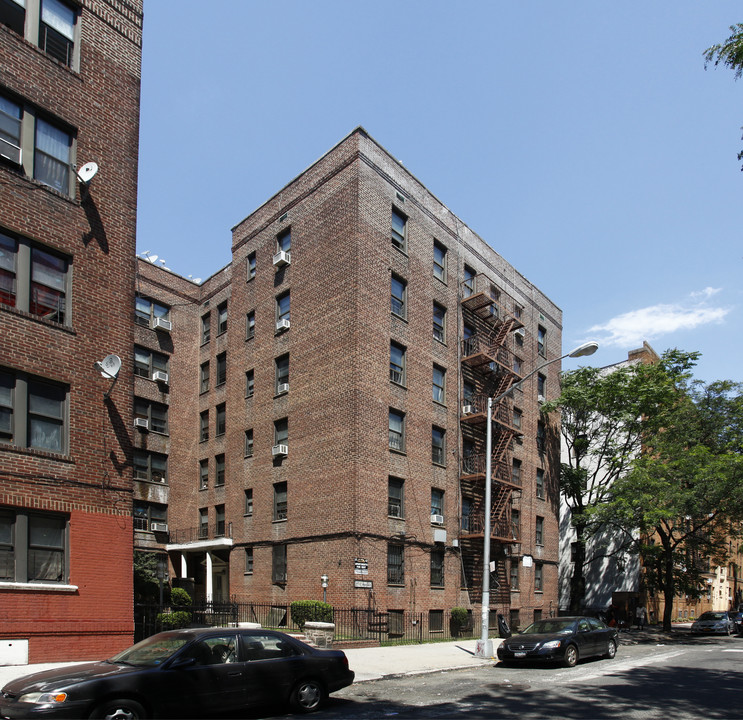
[134,550,160,603]
[704,24,743,168]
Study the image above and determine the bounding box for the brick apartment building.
[134,128,563,633]
[0,0,142,661]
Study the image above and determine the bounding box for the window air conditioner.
[277,382,289,395]
[461,404,473,415]
[273,250,291,268]
[151,522,168,533]
[134,418,149,430]
[0,138,21,166]
[275,318,291,333]
[152,317,172,332]
[272,444,288,458]
[538,394,546,404]
[152,370,169,383]
[430,514,445,525]
[514,327,525,337]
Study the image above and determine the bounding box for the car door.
[586,617,610,656]
[240,632,305,709]
[575,618,597,657]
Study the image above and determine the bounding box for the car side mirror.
[169,657,196,670]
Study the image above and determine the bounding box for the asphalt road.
[306,635,743,720]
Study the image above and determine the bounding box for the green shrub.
[170,587,191,608]
[450,607,470,636]
[157,610,191,629]
[290,600,333,629]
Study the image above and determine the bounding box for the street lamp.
[321,574,329,603]
[475,341,598,658]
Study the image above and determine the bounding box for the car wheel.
[89,698,146,720]
[563,644,579,668]
[290,678,325,713]
[604,639,617,659]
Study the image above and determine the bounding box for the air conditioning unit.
[273,250,291,268]
[461,404,473,415]
[538,394,546,404]
[514,327,525,337]
[277,382,289,394]
[134,418,149,430]
[431,514,445,525]
[152,370,169,384]
[0,138,21,166]
[275,318,290,333]
[272,444,288,458]
[151,522,168,533]
[152,317,172,332]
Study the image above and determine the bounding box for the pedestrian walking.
[635,604,647,630]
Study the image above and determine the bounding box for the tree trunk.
[568,524,587,614]
[660,534,674,631]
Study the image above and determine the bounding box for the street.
[303,635,742,720]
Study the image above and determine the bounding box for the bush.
[157,610,191,629]
[290,600,333,629]
[450,607,469,636]
[170,587,192,608]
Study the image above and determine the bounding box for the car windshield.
[521,619,576,635]
[109,633,191,667]
[698,612,725,621]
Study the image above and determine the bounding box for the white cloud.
[587,291,730,348]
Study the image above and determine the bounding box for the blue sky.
[136,1,743,383]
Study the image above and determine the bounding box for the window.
[512,458,521,485]
[199,459,208,490]
[247,252,256,281]
[200,361,209,394]
[274,417,288,448]
[199,410,209,442]
[0,369,67,452]
[134,397,168,434]
[509,609,520,634]
[0,94,21,165]
[536,468,545,499]
[133,501,166,532]
[391,208,407,251]
[461,496,472,533]
[272,543,287,584]
[537,421,546,453]
[134,346,168,379]
[217,301,228,335]
[388,409,405,452]
[390,274,406,318]
[536,516,544,545]
[35,116,72,194]
[40,0,76,66]
[515,329,524,347]
[244,489,253,516]
[389,341,406,385]
[462,265,475,297]
[215,403,225,436]
[244,547,254,574]
[463,380,475,405]
[514,304,523,320]
[244,429,253,457]
[429,609,444,632]
[201,313,210,344]
[433,302,446,343]
[0,230,70,324]
[273,482,287,521]
[134,296,169,327]
[513,356,522,375]
[430,548,444,586]
[538,326,546,357]
[387,542,404,584]
[433,240,446,282]
[510,559,519,590]
[276,291,290,327]
[0,509,68,583]
[431,488,444,517]
[388,477,404,518]
[275,354,289,394]
[432,426,445,465]
[277,227,291,253]
[535,562,543,592]
[245,369,254,398]
[133,451,167,484]
[215,454,225,486]
[246,310,255,340]
[198,508,208,539]
[511,509,520,540]
[432,365,446,404]
[537,373,546,400]
[512,407,522,431]
[0,0,25,35]
[215,504,225,536]
[216,352,226,386]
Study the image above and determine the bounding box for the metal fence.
[134,602,486,646]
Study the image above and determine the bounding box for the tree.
[704,23,743,169]
[134,550,161,603]
[596,375,743,630]
[543,349,692,613]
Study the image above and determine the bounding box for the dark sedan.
[497,616,618,668]
[0,628,354,719]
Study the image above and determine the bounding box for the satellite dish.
[76,162,99,184]
[148,255,158,263]
[95,354,121,379]
[193,278,202,284]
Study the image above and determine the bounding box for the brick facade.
[0,0,142,661]
[136,128,563,632]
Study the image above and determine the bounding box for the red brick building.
[135,128,563,633]
[0,0,142,661]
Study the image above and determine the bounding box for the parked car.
[690,611,735,635]
[0,628,354,718]
[496,616,618,668]
[727,610,743,634]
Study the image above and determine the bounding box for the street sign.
[354,558,369,575]
[354,580,373,589]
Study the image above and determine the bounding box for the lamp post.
[321,574,329,603]
[475,341,598,658]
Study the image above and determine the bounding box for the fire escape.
[458,273,523,607]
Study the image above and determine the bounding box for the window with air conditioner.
[431,488,444,522]
[135,296,170,329]
[275,354,289,395]
[134,346,168,381]
[134,398,167,434]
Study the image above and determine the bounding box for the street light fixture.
[475,341,599,658]
[321,574,329,603]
